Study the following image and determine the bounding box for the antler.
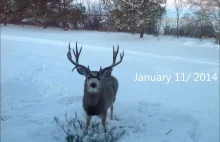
[67,42,91,73]
[99,45,124,74]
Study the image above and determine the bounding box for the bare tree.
[174,0,184,38]
[161,16,175,35]
[85,0,91,14]
[185,0,220,44]
[98,0,103,17]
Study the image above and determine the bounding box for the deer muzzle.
[86,78,100,94]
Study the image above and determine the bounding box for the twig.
[65,113,68,123]
[166,129,173,135]
[103,126,116,141]
[74,110,83,130]
[54,116,69,135]
[72,118,78,135]
[51,134,59,140]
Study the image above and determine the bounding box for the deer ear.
[77,67,87,76]
[101,68,113,77]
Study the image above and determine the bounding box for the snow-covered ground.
[1,24,219,142]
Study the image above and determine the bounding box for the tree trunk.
[140,27,144,38]
[63,22,69,31]
[176,13,179,38]
[43,23,47,29]
[215,33,220,45]
[4,16,7,26]
[132,26,135,34]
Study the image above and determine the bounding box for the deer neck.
[84,90,101,106]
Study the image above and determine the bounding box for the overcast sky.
[166,0,177,17]
[166,0,189,17]
[167,0,175,8]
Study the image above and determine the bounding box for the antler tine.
[72,41,77,57]
[113,45,119,64]
[68,43,72,58]
[72,66,77,72]
[112,50,124,67]
[120,51,124,62]
[112,46,114,63]
[79,46,82,55]
[72,48,76,57]
[76,42,79,56]
[67,43,73,62]
[73,42,82,63]
[99,45,124,74]
[67,42,90,73]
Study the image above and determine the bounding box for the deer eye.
[87,76,91,79]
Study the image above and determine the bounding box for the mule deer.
[67,42,124,131]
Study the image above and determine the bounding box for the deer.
[67,42,124,132]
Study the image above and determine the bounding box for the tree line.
[0,0,166,38]
[164,0,220,44]
[0,0,87,29]
[0,0,219,43]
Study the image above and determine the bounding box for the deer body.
[67,42,124,131]
[83,75,118,116]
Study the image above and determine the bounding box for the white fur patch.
[86,78,100,94]
[87,87,99,93]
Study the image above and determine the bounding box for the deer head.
[67,42,124,94]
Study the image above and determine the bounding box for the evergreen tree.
[11,0,32,24]
[0,0,12,25]
[104,0,166,38]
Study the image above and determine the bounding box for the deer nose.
[90,83,97,88]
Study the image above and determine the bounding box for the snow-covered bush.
[54,111,125,142]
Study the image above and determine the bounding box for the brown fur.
[83,75,118,131]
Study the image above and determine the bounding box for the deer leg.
[110,105,113,120]
[85,114,92,131]
[100,112,107,132]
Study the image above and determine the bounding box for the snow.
[1,24,219,142]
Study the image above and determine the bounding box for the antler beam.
[67,42,90,73]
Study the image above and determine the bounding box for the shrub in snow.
[54,111,125,142]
